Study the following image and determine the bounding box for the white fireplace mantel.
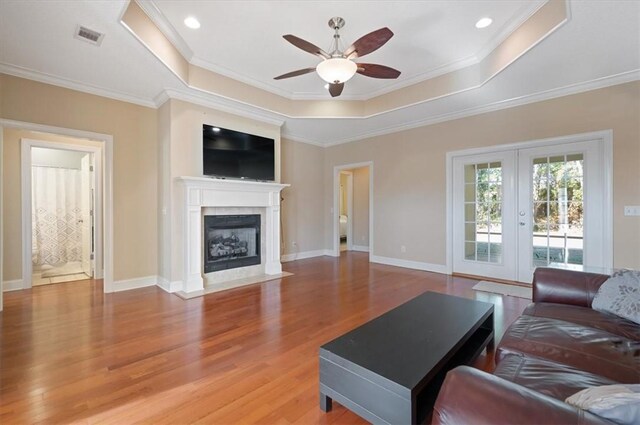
[177,176,289,293]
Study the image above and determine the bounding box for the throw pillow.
[566,385,640,425]
[592,269,640,325]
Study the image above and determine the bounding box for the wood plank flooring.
[0,252,529,424]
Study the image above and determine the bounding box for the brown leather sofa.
[433,267,640,425]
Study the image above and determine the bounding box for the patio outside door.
[452,137,610,283]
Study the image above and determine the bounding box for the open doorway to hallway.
[333,163,372,256]
[30,146,95,286]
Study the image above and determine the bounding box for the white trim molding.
[352,245,370,253]
[2,279,24,292]
[113,275,158,292]
[281,249,328,263]
[156,277,183,293]
[370,255,448,275]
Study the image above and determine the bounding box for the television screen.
[203,124,275,181]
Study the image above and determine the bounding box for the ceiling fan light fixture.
[316,58,357,84]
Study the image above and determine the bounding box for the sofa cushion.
[495,354,619,401]
[592,269,640,325]
[497,315,640,383]
[566,384,640,425]
[523,303,640,341]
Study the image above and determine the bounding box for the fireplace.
[204,214,261,273]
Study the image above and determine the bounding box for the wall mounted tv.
[203,124,275,181]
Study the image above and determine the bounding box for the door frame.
[332,161,374,257]
[446,129,613,277]
[339,170,354,251]
[22,139,102,289]
[0,118,114,295]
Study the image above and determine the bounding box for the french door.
[453,138,610,283]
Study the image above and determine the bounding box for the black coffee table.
[319,291,494,424]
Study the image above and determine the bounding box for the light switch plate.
[624,206,640,216]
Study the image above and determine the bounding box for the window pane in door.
[530,154,584,268]
[463,162,503,264]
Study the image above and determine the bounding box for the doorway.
[333,162,373,257]
[449,131,612,283]
[30,147,95,286]
[339,171,353,251]
[21,138,104,289]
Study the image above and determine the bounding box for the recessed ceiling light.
[324,83,329,90]
[184,16,200,29]
[475,17,493,29]
[212,127,221,133]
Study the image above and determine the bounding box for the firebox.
[204,215,261,273]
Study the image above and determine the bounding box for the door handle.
[519,221,526,226]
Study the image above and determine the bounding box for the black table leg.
[320,392,333,412]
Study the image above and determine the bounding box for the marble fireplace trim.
[177,177,289,294]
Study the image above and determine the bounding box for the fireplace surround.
[177,177,289,294]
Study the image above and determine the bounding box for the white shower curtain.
[32,166,83,267]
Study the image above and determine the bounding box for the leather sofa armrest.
[532,267,609,307]
[432,366,611,425]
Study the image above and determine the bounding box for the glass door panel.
[517,140,606,283]
[453,152,516,281]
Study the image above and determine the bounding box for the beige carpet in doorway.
[472,281,532,299]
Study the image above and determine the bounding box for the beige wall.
[324,81,640,269]
[281,138,325,255]
[1,74,159,282]
[352,167,370,247]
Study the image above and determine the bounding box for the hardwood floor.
[0,252,529,424]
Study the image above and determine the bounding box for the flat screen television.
[202,124,275,181]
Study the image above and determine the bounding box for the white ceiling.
[0,1,638,146]
[149,0,545,99]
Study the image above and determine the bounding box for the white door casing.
[80,154,94,276]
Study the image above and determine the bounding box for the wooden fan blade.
[344,27,394,59]
[274,68,316,80]
[329,83,344,97]
[283,34,331,59]
[356,63,401,79]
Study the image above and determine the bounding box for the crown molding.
[0,63,157,108]
[322,69,640,147]
[156,88,285,128]
[136,0,194,61]
[279,132,325,147]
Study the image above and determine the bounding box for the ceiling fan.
[274,17,401,98]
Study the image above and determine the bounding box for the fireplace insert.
[204,214,261,273]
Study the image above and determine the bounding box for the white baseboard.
[352,245,370,252]
[156,277,182,293]
[369,255,448,274]
[281,249,327,263]
[113,275,157,292]
[2,279,24,292]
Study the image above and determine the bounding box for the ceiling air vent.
[74,25,104,46]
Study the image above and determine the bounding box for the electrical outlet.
[292,241,297,247]
[401,245,406,253]
[624,206,640,216]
